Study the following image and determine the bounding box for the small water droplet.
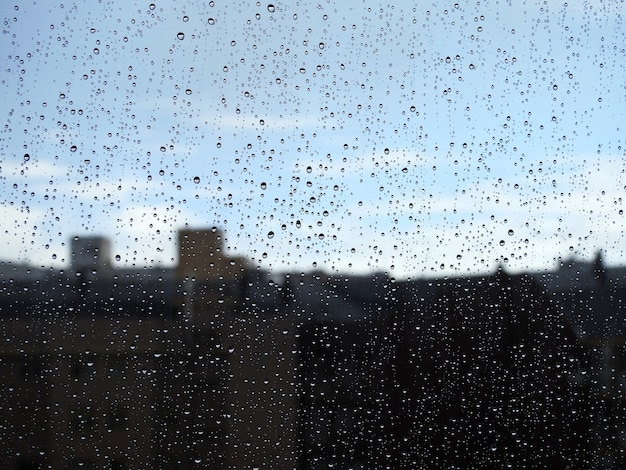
[177,32,185,40]
[70,145,77,152]
[207,18,215,25]
[260,182,267,190]
[115,254,121,261]
[267,4,275,12]
[23,153,30,162]
[267,231,274,239]
[193,176,200,184]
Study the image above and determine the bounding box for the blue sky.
[1,1,625,278]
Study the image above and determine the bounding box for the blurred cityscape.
[0,228,624,469]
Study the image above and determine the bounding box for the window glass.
[1,1,624,468]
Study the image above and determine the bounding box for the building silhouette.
[0,234,623,468]
[383,270,592,468]
[0,229,297,469]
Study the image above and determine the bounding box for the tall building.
[71,235,112,273]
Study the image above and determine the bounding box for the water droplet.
[193,176,200,184]
[267,231,274,239]
[499,240,505,246]
[182,15,189,22]
[115,254,121,261]
[267,4,275,12]
[508,229,514,236]
[318,42,325,49]
[149,4,156,10]
[23,153,30,162]
[177,32,185,40]
[260,182,267,190]
[207,18,215,25]
[70,145,77,152]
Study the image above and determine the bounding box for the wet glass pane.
[1,1,625,468]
